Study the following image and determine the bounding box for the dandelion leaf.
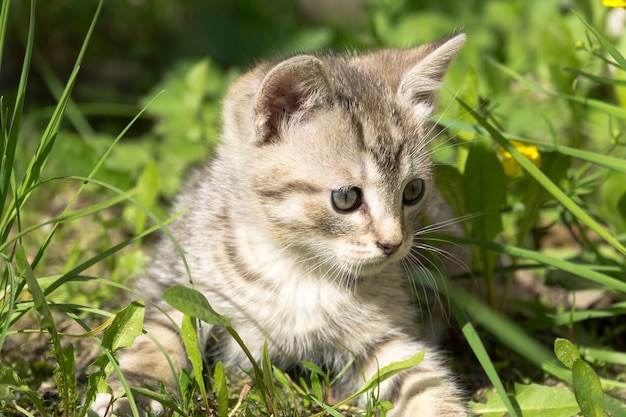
[469,383,579,417]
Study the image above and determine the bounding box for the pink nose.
[377,242,401,255]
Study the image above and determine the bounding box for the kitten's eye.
[331,187,362,213]
[402,178,425,206]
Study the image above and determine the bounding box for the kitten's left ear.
[397,33,466,118]
[254,55,335,145]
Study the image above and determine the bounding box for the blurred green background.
[3,1,626,415]
[2,0,617,203]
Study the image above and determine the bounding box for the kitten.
[92,33,467,417]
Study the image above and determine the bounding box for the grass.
[1,0,626,416]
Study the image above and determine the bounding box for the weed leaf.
[181,315,209,411]
[214,361,229,417]
[101,299,145,352]
[470,383,579,417]
[163,284,229,327]
[572,359,604,417]
[554,338,581,369]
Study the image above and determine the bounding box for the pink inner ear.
[254,55,334,145]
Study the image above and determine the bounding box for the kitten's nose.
[377,242,401,255]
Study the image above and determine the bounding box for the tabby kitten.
[92,33,466,416]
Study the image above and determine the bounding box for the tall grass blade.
[444,234,626,293]
[457,98,626,256]
[425,271,521,417]
[437,117,626,175]
[0,0,10,75]
[0,257,17,351]
[17,246,75,416]
[16,0,103,217]
[574,11,626,70]
[0,0,34,223]
[30,91,164,269]
[487,58,626,120]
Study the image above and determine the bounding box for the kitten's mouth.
[355,255,399,276]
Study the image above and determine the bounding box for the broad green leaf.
[181,315,208,410]
[572,360,605,417]
[554,338,581,369]
[434,164,466,221]
[513,383,579,417]
[214,361,229,417]
[463,140,506,242]
[101,299,145,352]
[163,285,229,327]
[469,383,579,417]
[462,139,507,303]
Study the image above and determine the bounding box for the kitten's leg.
[347,336,465,417]
[90,319,190,417]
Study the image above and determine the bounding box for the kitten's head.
[222,34,465,281]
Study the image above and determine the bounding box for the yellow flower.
[603,0,626,7]
[498,141,541,177]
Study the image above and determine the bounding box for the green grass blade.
[443,234,626,293]
[451,285,570,382]
[0,180,135,253]
[424,272,521,417]
[17,0,103,206]
[32,49,94,139]
[437,117,626,175]
[0,0,10,77]
[574,11,626,70]
[30,91,164,269]
[0,0,34,222]
[0,256,17,352]
[487,57,626,120]
[17,246,75,415]
[564,67,626,87]
[457,98,626,256]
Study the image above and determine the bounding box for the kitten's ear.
[397,33,466,119]
[254,55,335,144]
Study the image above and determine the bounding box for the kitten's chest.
[205,224,410,366]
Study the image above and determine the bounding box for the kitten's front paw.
[89,393,114,417]
[89,392,165,417]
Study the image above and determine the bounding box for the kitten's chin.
[351,256,400,278]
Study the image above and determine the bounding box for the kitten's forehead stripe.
[350,113,366,152]
[257,181,323,201]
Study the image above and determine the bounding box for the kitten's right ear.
[397,33,466,119]
[253,55,335,145]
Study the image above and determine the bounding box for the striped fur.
[92,33,467,417]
